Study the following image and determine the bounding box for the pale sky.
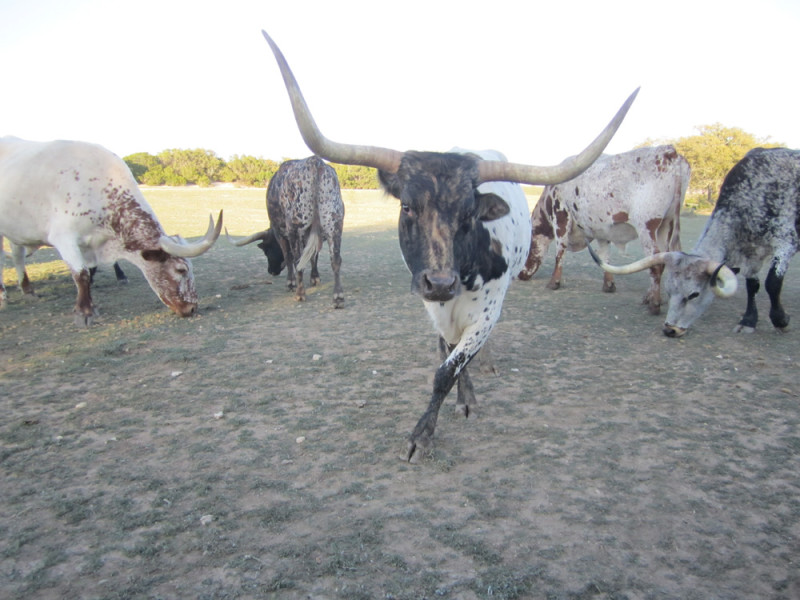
[2,0,798,167]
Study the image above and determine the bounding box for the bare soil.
[1,205,798,599]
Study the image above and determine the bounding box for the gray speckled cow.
[231,156,345,308]
[519,145,689,315]
[589,147,799,337]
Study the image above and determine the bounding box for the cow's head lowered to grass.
[261,29,638,461]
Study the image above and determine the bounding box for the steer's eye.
[401,203,414,216]
[687,292,700,301]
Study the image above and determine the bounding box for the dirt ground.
[1,205,798,599]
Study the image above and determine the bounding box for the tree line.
[123,149,379,189]
[124,123,785,208]
[639,123,783,211]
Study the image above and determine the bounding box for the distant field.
[138,186,544,237]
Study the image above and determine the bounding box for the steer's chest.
[425,274,509,346]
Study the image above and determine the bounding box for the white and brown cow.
[262,30,638,461]
[518,145,689,314]
[0,137,222,326]
[589,147,799,337]
[229,156,345,308]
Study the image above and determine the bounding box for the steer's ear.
[476,193,510,222]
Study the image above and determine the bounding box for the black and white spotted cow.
[589,147,799,337]
[262,30,637,460]
[230,156,345,308]
[519,145,689,315]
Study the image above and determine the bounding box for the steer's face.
[379,152,510,303]
[662,254,717,337]
[257,229,286,276]
[139,250,198,316]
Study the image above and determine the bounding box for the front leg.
[71,268,98,327]
[438,337,476,418]
[765,263,789,330]
[735,277,760,332]
[408,340,475,462]
[407,359,459,463]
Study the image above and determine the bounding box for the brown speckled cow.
[231,156,345,308]
[0,136,222,326]
[519,145,689,315]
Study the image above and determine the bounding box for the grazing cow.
[0,137,222,326]
[519,145,689,314]
[262,30,637,461]
[229,156,345,308]
[588,147,799,337]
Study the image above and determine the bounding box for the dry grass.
[1,188,798,600]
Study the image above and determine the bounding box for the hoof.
[733,324,755,334]
[546,281,561,291]
[333,296,345,309]
[406,436,432,464]
[73,312,95,327]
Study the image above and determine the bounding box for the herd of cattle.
[1,30,798,459]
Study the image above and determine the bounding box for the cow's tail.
[295,159,324,273]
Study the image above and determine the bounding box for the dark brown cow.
[262,30,638,461]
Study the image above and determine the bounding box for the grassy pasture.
[1,186,798,599]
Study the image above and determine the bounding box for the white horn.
[226,228,269,247]
[160,210,223,258]
[586,243,668,274]
[707,262,738,298]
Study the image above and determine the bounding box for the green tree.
[124,152,161,183]
[331,163,378,189]
[222,155,280,187]
[640,124,783,210]
[158,148,225,186]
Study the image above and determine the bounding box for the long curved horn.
[225,228,269,247]
[160,210,223,258]
[262,30,403,173]
[263,29,637,183]
[586,242,667,274]
[477,88,639,185]
[708,262,738,298]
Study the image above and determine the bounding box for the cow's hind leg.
[329,235,344,309]
[10,242,36,300]
[309,253,321,287]
[643,263,664,315]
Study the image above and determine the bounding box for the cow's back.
[701,147,800,265]
[267,156,343,238]
[0,137,159,248]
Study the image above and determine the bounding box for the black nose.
[421,270,458,302]
[663,326,677,337]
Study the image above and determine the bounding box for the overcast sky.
[2,0,798,166]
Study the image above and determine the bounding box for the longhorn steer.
[261,30,638,461]
[0,137,222,326]
[230,156,345,308]
[589,147,799,337]
[519,145,689,314]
